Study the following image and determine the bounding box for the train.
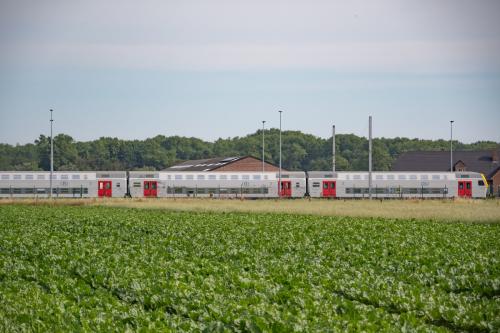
[0,170,488,199]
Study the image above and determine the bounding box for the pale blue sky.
[1,0,499,144]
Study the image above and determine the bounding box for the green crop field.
[1,205,499,332]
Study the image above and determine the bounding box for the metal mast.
[368,116,372,199]
[50,109,54,198]
[262,120,266,173]
[450,120,454,171]
[332,125,336,172]
[279,110,283,197]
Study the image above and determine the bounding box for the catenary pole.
[369,116,372,199]
[50,109,54,198]
[450,120,454,171]
[279,111,283,197]
[262,120,266,173]
[332,125,336,172]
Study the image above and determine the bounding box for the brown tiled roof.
[163,156,243,171]
[163,156,282,172]
[392,150,500,179]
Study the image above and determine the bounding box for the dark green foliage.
[0,206,499,332]
[1,131,498,171]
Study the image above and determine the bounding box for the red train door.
[144,181,158,197]
[151,181,157,197]
[458,181,472,198]
[279,180,292,197]
[465,181,472,198]
[98,180,112,197]
[322,181,336,197]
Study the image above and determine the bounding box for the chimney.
[493,150,499,164]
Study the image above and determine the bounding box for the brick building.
[163,156,284,172]
[392,150,500,196]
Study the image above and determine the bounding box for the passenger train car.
[0,170,488,199]
[0,171,127,198]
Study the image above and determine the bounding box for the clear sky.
[0,0,499,145]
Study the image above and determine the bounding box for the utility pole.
[262,120,266,173]
[279,110,283,197]
[332,125,336,172]
[50,109,54,198]
[368,116,372,200]
[450,120,454,172]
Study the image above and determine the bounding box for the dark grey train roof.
[392,150,500,178]
[163,156,246,172]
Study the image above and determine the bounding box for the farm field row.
[1,197,500,222]
[0,205,499,332]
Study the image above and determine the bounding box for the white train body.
[0,171,127,198]
[308,171,487,199]
[0,170,487,199]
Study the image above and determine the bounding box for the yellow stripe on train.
[481,173,489,188]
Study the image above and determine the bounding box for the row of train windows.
[0,187,89,194]
[166,187,269,194]
[0,174,87,180]
[345,175,447,181]
[167,174,269,181]
[344,187,448,195]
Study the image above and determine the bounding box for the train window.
[264,175,268,180]
[209,175,217,180]
[313,182,320,188]
[409,175,417,180]
[116,183,121,188]
[323,183,328,189]
[231,175,238,180]
[421,175,428,180]
[37,175,45,180]
[466,183,471,189]
[387,175,395,180]
[61,175,69,180]
[1,175,9,180]
[220,175,227,180]
[432,175,440,180]
[145,182,149,189]
[376,175,383,180]
[296,182,300,188]
[242,175,250,180]
[186,175,194,180]
[459,183,464,189]
[51,174,57,180]
[175,175,183,180]
[478,180,485,186]
[13,175,21,180]
[72,175,80,180]
[346,175,350,180]
[25,175,34,180]
[353,175,361,180]
[197,175,205,180]
[398,175,406,180]
[133,182,141,187]
[152,182,157,189]
[253,175,261,180]
[331,183,335,189]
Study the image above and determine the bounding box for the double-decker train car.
[129,171,307,198]
[307,171,488,199]
[0,170,487,199]
[0,171,127,198]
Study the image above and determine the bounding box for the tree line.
[0,130,498,171]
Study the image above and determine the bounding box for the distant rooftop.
[163,156,245,172]
[163,156,283,172]
[392,150,500,178]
